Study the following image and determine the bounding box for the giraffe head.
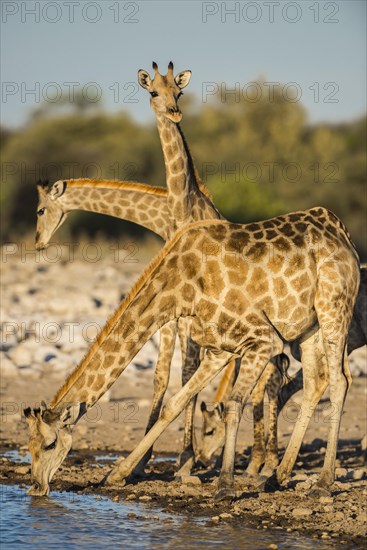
[24,401,80,496]
[35,180,67,249]
[196,401,226,465]
[138,61,191,123]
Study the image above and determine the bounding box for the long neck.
[49,224,195,413]
[59,179,170,240]
[156,116,221,230]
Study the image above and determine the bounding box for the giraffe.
[36,176,289,478]
[25,210,359,498]
[137,61,222,231]
[198,266,366,479]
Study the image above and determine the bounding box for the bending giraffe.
[25,211,359,499]
[198,266,367,477]
[35,176,284,477]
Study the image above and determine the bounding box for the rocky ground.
[1,246,366,544]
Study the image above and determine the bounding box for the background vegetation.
[1,83,366,259]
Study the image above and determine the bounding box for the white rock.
[0,353,18,376]
[8,342,34,367]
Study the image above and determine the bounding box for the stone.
[211,516,220,523]
[335,467,348,478]
[361,434,367,452]
[319,496,334,504]
[292,507,313,517]
[139,495,152,501]
[293,473,308,481]
[14,465,30,475]
[219,513,232,520]
[356,513,367,523]
[350,469,365,481]
[295,481,312,491]
[180,475,202,486]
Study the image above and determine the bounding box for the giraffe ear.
[175,70,191,90]
[138,69,152,90]
[200,401,207,412]
[49,180,66,201]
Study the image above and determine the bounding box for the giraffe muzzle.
[167,108,182,123]
[27,480,49,496]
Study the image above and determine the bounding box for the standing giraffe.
[198,265,366,479]
[25,211,359,498]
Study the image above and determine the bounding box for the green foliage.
[1,83,366,259]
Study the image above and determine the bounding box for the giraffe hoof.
[214,486,235,501]
[131,467,148,480]
[255,475,269,492]
[103,471,127,487]
[263,473,281,492]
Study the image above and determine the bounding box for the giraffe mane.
[50,218,218,408]
[64,178,167,197]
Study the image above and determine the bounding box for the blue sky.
[1,0,366,128]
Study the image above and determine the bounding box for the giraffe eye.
[204,428,215,437]
[44,439,57,451]
[37,208,45,216]
[150,91,158,98]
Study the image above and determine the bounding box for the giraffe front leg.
[132,322,177,477]
[175,337,201,478]
[244,369,268,478]
[216,342,278,501]
[104,350,233,486]
[259,364,283,480]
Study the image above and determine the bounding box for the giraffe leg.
[277,368,303,412]
[104,350,234,486]
[216,341,280,501]
[312,346,350,494]
[260,364,283,479]
[175,337,201,478]
[275,333,329,486]
[132,322,177,476]
[245,368,268,477]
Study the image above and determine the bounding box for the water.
[0,485,338,549]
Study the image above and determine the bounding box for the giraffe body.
[25,212,359,497]
[198,267,366,477]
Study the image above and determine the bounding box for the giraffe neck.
[156,115,220,229]
[48,221,202,413]
[58,179,170,239]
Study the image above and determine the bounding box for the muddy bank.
[1,438,366,546]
